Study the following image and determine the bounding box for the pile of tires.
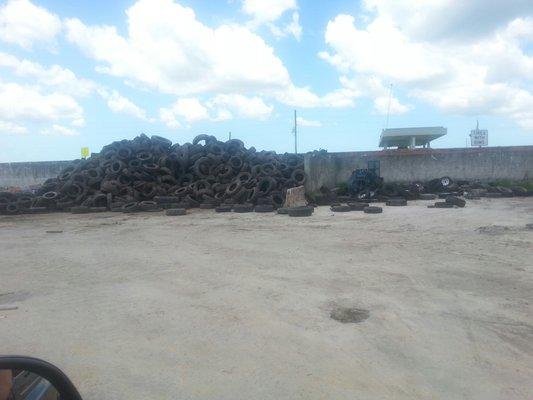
[0,134,305,215]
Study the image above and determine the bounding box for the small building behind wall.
[380,126,447,149]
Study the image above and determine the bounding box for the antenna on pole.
[385,83,393,130]
[293,110,298,154]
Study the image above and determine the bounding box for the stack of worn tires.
[0,134,305,214]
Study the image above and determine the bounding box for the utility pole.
[293,109,298,154]
[229,131,231,140]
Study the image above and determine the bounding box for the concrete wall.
[0,161,72,188]
[304,146,533,194]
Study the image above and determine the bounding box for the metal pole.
[229,131,231,140]
[294,110,297,154]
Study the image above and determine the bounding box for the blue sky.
[0,0,532,161]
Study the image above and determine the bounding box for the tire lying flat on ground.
[288,206,313,217]
[364,206,383,214]
[445,195,466,208]
[199,203,216,209]
[277,207,289,214]
[215,205,232,212]
[419,193,437,200]
[166,208,186,216]
[71,206,90,214]
[434,202,454,208]
[331,205,351,212]
[386,199,407,206]
[233,203,253,213]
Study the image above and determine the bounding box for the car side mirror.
[0,356,82,400]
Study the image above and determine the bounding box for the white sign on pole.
[470,129,488,147]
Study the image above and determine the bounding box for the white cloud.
[207,94,273,120]
[321,3,533,128]
[0,81,83,124]
[99,89,148,121]
[160,94,273,128]
[0,0,61,49]
[0,120,28,134]
[269,12,302,41]
[297,117,321,127]
[0,51,96,97]
[65,0,292,96]
[41,124,79,136]
[242,0,297,25]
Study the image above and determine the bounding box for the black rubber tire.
[331,205,351,212]
[139,200,159,211]
[445,195,466,208]
[438,192,453,199]
[160,203,181,209]
[215,205,233,213]
[233,204,253,213]
[288,206,313,217]
[199,203,216,209]
[434,202,454,208]
[26,207,49,214]
[153,196,180,204]
[89,207,108,212]
[71,206,90,214]
[166,208,186,216]
[122,202,139,213]
[419,193,437,200]
[486,192,503,198]
[363,206,383,214]
[277,207,289,214]
[255,204,274,213]
[347,202,369,211]
[386,198,407,206]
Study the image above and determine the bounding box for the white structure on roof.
[379,126,447,149]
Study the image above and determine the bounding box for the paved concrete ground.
[1,198,532,400]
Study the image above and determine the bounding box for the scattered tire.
[445,195,466,208]
[419,193,437,200]
[486,192,503,198]
[26,207,49,214]
[233,203,253,213]
[215,205,232,212]
[255,204,274,213]
[434,202,454,208]
[386,198,407,206]
[89,207,108,212]
[122,202,139,213]
[331,205,351,212]
[199,203,216,209]
[166,208,186,216]
[277,207,289,214]
[288,206,313,217]
[139,201,159,211]
[5,203,19,215]
[363,206,382,214]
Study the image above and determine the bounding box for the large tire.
[419,193,437,200]
[166,208,186,216]
[386,198,407,206]
[288,206,313,217]
[122,202,139,213]
[199,203,215,209]
[71,206,90,214]
[233,203,253,213]
[445,195,466,208]
[434,201,454,208]
[363,206,383,214]
[277,207,290,214]
[215,205,233,213]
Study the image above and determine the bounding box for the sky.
[0,0,532,162]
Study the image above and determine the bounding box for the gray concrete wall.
[0,161,72,188]
[304,146,533,194]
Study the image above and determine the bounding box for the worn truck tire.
[71,206,90,214]
[233,203,253,213]
[199,203,216,209]
[288,206,313,217]
[363,206,383,214]
[445,195,466,208]
[277,207,289,214]
[434,201,454,208]
[331,205,351,212]
[215,205,233,213]
[419,193,437,200]
[166,208,186,216]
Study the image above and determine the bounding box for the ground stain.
[330,307,370,324]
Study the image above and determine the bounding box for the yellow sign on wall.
[81,147,90,158]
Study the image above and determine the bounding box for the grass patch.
[489,180,533,190]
